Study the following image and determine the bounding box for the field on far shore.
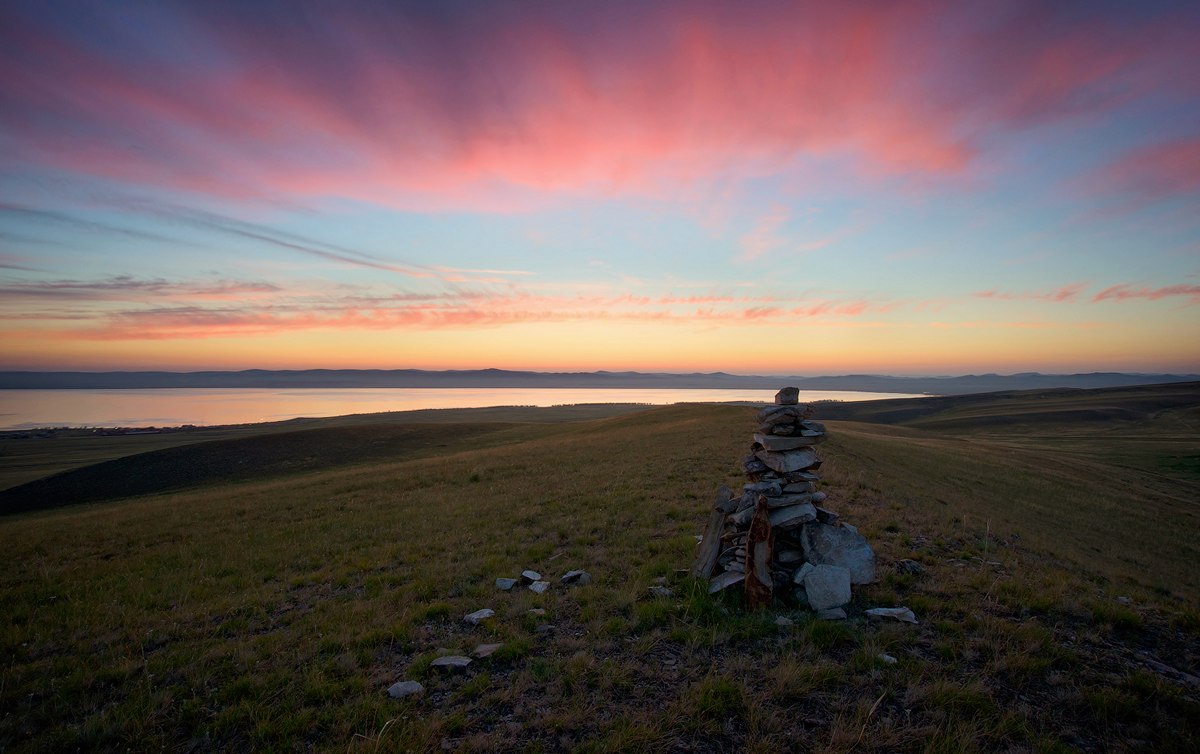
[1,383,1198,752]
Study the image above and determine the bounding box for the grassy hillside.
[1,399,1198,752]
[0,403,653,493]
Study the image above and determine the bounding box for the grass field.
[1,386,1198,752]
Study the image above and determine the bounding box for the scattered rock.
[472,643,502,659]
[527,608,546,616]
[387,680,424,698]
[816,607,847,620]
[896,559,925,576]
[560,570,592,586]
[534,624,553,634]
[463,608,495,625]
[520,570,541,583]
[430,656,472,671]
[648,585,674,598]
[801,522,877,584]
[803,564,852,611]
[528,581,550,594]
[775,615,794,626]
[495,578,518,591]
[878,653,898,665]
[865,606,918,624]
[1117,596,1131,605]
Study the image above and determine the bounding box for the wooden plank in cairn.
[691,486,733,579]
[745,494,774,610]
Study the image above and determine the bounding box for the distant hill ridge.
[1,369,1197,395]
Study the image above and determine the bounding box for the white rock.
[792,562,815,585]
[803,564,852,611]
[769,502,817,529]
[472,643,503,658]
[528,580,550,594]
[464,608,495,625]
[387,680,424,698]
[521,570,541,583]
[865,607,918,624]
[879,653,898,665]
[430,656,472,670]
[560,570,592,586]
[708,570,745,593]
[495,578,518,591]
[801,522,876,584]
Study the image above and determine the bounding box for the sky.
[1,0,1198,376]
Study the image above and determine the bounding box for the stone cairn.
[692,386,877,616]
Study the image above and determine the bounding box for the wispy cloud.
[1092,283,1200,304]
[973,283,1087,302]
[2,2,1193,210]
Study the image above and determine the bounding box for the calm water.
[0,387,918,429]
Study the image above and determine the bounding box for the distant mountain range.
[1,369,1196,395]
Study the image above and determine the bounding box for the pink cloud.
[1087,137,1200,205]
[973,283,1087,302]
[2,2,1193,210]
[1092,283,1200,304]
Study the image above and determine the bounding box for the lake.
[0,387,918,430]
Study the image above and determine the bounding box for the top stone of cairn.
[775,386,801,405]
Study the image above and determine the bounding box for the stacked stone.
[692,386,877,615]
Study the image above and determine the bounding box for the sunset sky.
[1,1,1198,375]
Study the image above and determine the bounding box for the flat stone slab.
[472,643,503,659]
[464,608,495,625]
[560,570,592,586]
[528,581,550,594]
[495,578,518,591]
[865,606,918,624]
[801,522,876,584]
[708,570,745,593]
[387,680,424,698]
[769,502,817,529]
[755,448,819,473]
[754,433,822,451]
[764,492,813,509]
[775,386,800,405]
[804,564,852,611]
[792,562,815,585]
[520,570,542,583]
[431,656,472,671]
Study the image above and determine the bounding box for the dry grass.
[1,400,1198,752]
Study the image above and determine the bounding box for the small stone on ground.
[648,585,674,598]
[527,608,546,616]
[865,606,918,624]
[775,615,794,626]
[817,607,847,620]
[472,643,503,658]
[463,608,495,625]
[387,680,424,698]
[495,578,518,591]
[430,656,472,671]
[879,653,898,665]
[560,570,592,585]
[528,580,550,593]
